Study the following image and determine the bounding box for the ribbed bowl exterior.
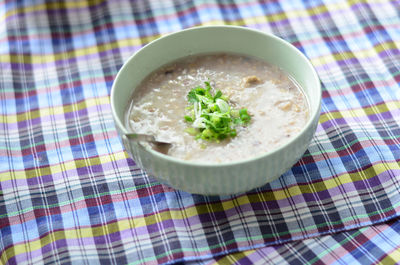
[119,112,319,195]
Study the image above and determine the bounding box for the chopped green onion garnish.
[184,82,251,142]
[184,115,193,122]
[184,127,197,135]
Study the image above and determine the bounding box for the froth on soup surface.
[126,53,309,163]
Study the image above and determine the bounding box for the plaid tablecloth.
[1,0,400,264]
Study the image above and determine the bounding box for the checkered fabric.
[1,0,400,264]
[199,218,400,264]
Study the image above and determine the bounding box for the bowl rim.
[111,25,321,168]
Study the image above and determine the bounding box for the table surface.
[1,0,400,264]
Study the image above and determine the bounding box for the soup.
[126,53,309,163]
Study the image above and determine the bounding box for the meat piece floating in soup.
[126,53,309,163]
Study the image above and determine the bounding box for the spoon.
[124,133,172,154]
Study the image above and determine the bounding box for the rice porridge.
[126,53,309,163]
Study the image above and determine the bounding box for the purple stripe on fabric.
[1,44,140,69]
[8,237,95,264]
[313,49,400,72]
[319,109,400,128]
[1,157,132,189]
[8,226,214,264]
[2,164,399,214]
[3,167,399,238]
[2,105,112,130]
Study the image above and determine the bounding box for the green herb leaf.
[184,127,197,135]
[187,90,199,103]
[216,98,229,113]
[184,115,193,122]
[204,81,212,91]
[239,108,251,123]
[213,90,222,100]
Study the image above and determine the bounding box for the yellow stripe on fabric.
[3,0,106,19]
[2,162,400,260]
[2,95,398,125]
[2,157,399,204]
[0,212,174,262]
[310,40,400,67]
[0,151,129,181]
[237,19,396,66]
[2,0,361,30]
[0,38,157,64]
[2,205,259,262]
[319,101,400,124]
[2,162,400,262]
[271,161,399,200]
[220,195,252,212]
[0,96,110,123]
[380,248,400,265]
[0,35,396,70]
[2,0,337,22]
[0,0,396,66]
[215,249,256,264]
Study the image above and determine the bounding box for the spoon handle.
[124,133,172,146]
[125,133,156,142]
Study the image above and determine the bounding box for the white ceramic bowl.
[111,26,321,195]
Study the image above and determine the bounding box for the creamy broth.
[126,53,309,163]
